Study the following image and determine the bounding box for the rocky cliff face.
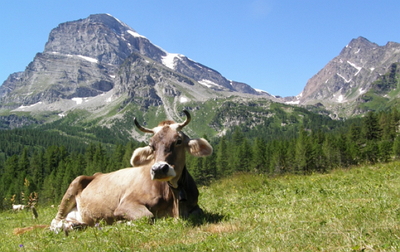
[295,37,400,106]
[0,14,266,111]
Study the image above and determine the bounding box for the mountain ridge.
[0,14,269,110]
[288,36,400,117]
[1,14,400,137]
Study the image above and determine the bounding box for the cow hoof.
[50,219,64,234]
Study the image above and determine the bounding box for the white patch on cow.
[169,123,182,131]
[50,219,64,234]
[50,207,84,234]
[65,207,84,224]
[152,126,165,134]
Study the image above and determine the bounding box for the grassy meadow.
[1,162,400,251]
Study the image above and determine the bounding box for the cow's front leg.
[114,202,154,221]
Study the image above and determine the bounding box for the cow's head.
[131,110,213,187]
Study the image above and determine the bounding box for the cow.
[12,204,25,211]
[50,110,213,234]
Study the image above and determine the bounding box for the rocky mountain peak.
[43,13,162,66]
[0,14,266,115]
[338,37,377,59]
[293,36,400,115]
[86,14,130,34]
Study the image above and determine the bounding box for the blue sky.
[1,1,400,97]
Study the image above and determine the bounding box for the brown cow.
[50,110,212,233]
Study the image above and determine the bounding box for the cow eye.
[176,138,183,145]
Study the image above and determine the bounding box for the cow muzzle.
[151,162,176,181]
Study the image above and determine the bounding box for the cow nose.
[152,163,170,174]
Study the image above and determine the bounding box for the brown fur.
[158,120,175,126]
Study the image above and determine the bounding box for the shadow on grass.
[185,210,226,227]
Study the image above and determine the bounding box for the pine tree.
[378,140,392,162]
[270,141,284,174]
[30,149,45,192]
[122,141,137,167]
[393,135,400,159]
[347,123,362,165]
[362,111,381,141]
[295,127,313,174]
[252,138,267,172]
[215,137,229,177]
[284,140,296,173]
[107,144,125,172]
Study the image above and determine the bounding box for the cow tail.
[13,225,49,235]
[13,206,48,235]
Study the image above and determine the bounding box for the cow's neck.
[168,164,184,188]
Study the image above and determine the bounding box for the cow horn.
[134,117,154,134]
[177,110,191,130]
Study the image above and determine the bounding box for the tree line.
[0,142,142,210]
[1,108,400,210]
[187,108,400,184]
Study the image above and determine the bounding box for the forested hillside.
[1,107,400,210]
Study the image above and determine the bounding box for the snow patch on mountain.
[255,88,269,94]
[347,61,362,76]
[198,79,222,88]
[17,102,43,110]
[50,52,98,64]
[72,97,89,105]
[337,94,344,103]
[285,100,300,105]
[179,96,188,103]
[127,30,147,39]
[337,73,351,83]
[162,53,182,69]
[77,55,98,64]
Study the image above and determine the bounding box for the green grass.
[2,162,400,251]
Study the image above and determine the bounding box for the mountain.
[0,14,268,108]
[288,37,400,117]
[0,14,278,138]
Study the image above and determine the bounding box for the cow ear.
[130,146,154,167]
[187,138,213,157]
